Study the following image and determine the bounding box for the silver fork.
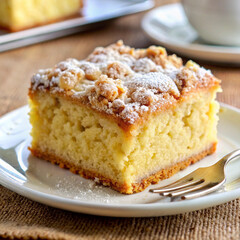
[150,149,240,200]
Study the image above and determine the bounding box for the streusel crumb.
[30,41,220,125]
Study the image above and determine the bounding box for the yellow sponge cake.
[28,41,221,194]
[0,0,83,31]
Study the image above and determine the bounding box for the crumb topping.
[30,41,220,125]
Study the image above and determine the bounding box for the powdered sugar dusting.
[30,41,219,125]
[126,72,180,97]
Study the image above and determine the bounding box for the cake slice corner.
[28,41,221,194]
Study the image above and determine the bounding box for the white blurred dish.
[142,3,240,64]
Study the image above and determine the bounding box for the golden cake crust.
[29,86,219,135]
[29,143,217,194]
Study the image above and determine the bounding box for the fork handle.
[222,149,240,165]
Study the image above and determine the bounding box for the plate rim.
[0,102,240,217]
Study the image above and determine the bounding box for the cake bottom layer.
[29,143,216,194]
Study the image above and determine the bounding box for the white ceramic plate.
[0,0,153,52]
[142,3,240,65]
[0,103,240,217]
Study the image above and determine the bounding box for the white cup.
[182,0,240,46]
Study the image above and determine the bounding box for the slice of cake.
[0,0,83,32]
[28,41,221,194]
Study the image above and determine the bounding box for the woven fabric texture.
[0,186,239,240]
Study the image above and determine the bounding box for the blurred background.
[0,0,239,113]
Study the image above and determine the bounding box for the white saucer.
[0,104,240,217]
[142,3,240,64]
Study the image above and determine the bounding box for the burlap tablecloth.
[0,0,240,239]
[0,186,239,239]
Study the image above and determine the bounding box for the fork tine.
[149,176,195,193]
[161,181,210,197]
[181,180,225,200]
[150,179,204,193]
